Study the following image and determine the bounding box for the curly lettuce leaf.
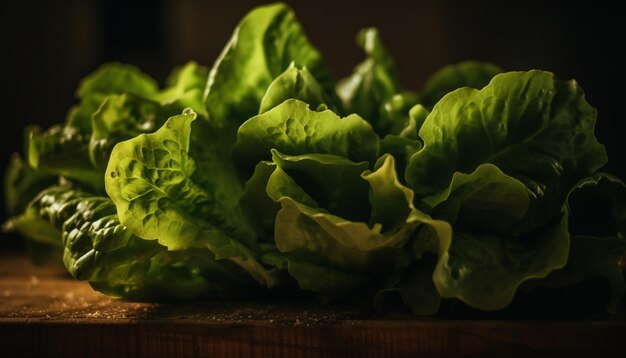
[89,62,210,171]
[432,207,570,311]
[412,163,567,310]
[8,183,257,299]
[337,27,416,134]
[203,2,333,129]
[62,194,259,300]
[419,61,502,109]
[234,99,379,177]
[5,185,67,248]
[105,109,279,287]
[407,71,607,231]
[245,152,448,297]
[239,161,281,238]
[27,125,102,189]
[379,104,428,176]
[4,153,56,216]
[89,94,174,171]
[534,173,626,312]
[259,63,336,113]
[67,63,159,132]
[154,61,209,116]
[423,163,530,234]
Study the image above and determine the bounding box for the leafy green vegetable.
[4,153,56,216]
[234,99,379,177]
[27,124,102,189]
[105,110,279,287]
[259,63,336,114]
[419,60,502,109]
[67,63,159,133]
[407,71,607,231]
[423,163,530,234]
[432,208,570,310]
[90,62,210,171]
[532,173,626,312]
[337,27,417,134]
[4,2,624,316]
[203,2,333,129]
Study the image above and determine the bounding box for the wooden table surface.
[1,251,624,357]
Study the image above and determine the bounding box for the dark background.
[1,0,625,248]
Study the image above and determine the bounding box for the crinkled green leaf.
[60,193,165,285]
[239,161,280,239]
[89,94,175,171]
[154,61,209,116]
[337,27,415,134]
[269,150,370,222]
[420,61,502,109]
[5,184,90,256]
[423,163,530,234]
[378,92,420,135]
[270,154,436,272]
[259,63,336,113]
[204,3,333,128]
[241,152,449,300]
[535,173,626,312]
[9,183,256,300]
[432,207,570,311]
[407,71,607,230]
[234,99,379,177]
[378,104,428,176]
[4,152,56,215]
[27,125,102,189]
[105,110,279,287]
[67,63,159,132]
[90,62,210,171]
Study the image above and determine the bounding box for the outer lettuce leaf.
[59,192,165,285]
[415,163,568,310]
[4,153,56,215]
[534,173,626,312]
[259,63,336,113]
[337,27,416,134]
[89,94,175,171]
[67,63,159,132]
[419,61,502,109]
[239,161,281,238]
[269,151,370,222]
[234,99,379,177]
[8,183,257,300]
[407,71,607,231]
[105,110,279,287]
[379,104,429,176]
[154,61,209,117]
[6,185,67,248]
[432,207,570,311]
[203,3,333,128]
[90,62,210,171]
[27,124,102,189]
[423,163,530,234]
[62,194,258,300]
[245,152,449,299]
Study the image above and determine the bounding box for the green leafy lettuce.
[4,2,624,316]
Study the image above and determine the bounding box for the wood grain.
[1,251,624,357]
